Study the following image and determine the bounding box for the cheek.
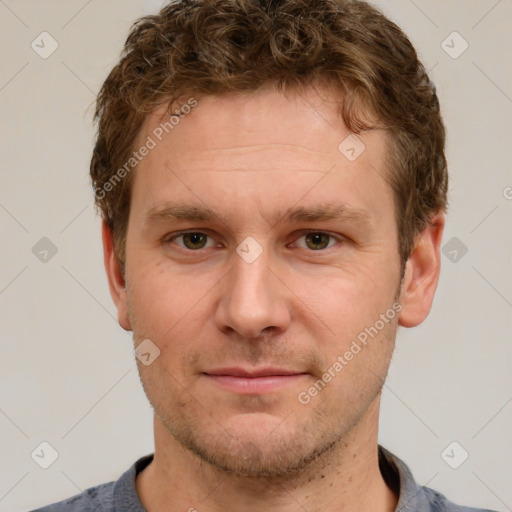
[286,256,399,342]
[126,259,217,351]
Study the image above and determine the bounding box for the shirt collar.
[114,446,426,511]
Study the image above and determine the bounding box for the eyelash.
[164,230,344,252]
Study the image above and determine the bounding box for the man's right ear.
[102,221,132,331]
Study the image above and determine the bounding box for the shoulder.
[26,454,153,512]
[378,445,499,512]
[27,481,116,512]
[421,486,498,512]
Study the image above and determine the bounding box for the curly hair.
[91,0,448,270]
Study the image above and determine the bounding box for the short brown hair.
[91,0,448,270]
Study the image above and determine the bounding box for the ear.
[102,221,132,331]
[398,212,445,328]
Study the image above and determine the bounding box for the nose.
[214,245,291,339]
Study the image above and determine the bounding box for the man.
[31,0,497,510]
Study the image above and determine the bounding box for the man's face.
[121,86,403,476]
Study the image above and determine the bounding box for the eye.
[167,232,215,250]
[293,231,340,251]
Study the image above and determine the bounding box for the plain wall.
[0,1,511,510]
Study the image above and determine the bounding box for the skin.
[103,84,445,512]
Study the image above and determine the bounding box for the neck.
[136,400,398,512]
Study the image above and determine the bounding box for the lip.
[206,367,303,377]
[203,367,308,394]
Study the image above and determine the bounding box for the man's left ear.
[398,211,445,328]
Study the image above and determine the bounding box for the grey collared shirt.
[29,446,498,511]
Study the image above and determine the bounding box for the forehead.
[130,86,393,230]
[141,84,384,156]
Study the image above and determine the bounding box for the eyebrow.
[283,204,372,227]
[145,202,373,229]
[146,203,219,223]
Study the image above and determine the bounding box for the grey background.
[0,1,511,510]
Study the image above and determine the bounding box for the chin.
[164,409,342,478]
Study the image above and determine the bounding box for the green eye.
[182,233,208,249]
[304,232,331,250]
